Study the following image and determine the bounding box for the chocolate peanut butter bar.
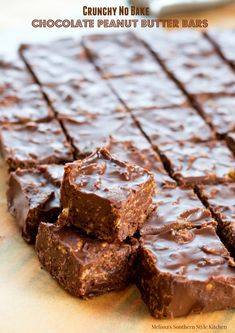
[60,148,155,242]
[20,39,98,85]
[159,140,235,186]
[132,107,213,145]
[198,183,235,256]
[83,32,162,78]
[0,120,73,170]
[36,222,139,298]
[137,226,235,318]
[109,73,189,110]
[61,113,128,159]
[141,30,235,97]
[7,165,64,243]
[0,57,53,124]
[140,187,215,236]
[43,78,126,118]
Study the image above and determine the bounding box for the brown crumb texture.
[36,223,139,298]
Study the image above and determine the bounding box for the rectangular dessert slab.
[0,120,74,170]
[7,165,64,243]
[141,30,235,97]
[60,148,155,242]
[0,57,53,124]
[132,107,213,145]
[20,38,99,85]
[36,222,139,298]
[82,32,162,78]
[140,187,216,236]
[198,183,235,256]
[109,72,189,110]
[206,29,235,69]
[61,113,129,158]
[159,140,235,186]
[137,226,235,318]
[43,78,126,118]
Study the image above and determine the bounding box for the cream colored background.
[0,1,235,333]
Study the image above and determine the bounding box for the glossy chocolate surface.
[137,226,235,318]
[0,57,53,123]
[83,32,162,78]
[198,183,235,254]
[61,113,128,158]
[159,140,235,186]
[141,187,214,235]
[43,78,125,118]
[110,73,189,110]
[107,137,175,188]
[0,120,73,170]
[206,29,235,68]
[195,95,235,136]
[60,148,155,241]
[133,107,213,144]
[142,30,235,97]
[20,39,98,84]
[63,148,153,203]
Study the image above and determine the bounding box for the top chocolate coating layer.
[110,73,189,110]
[141,226,235,281]
[83,32,162,78]
[140,30,215,62]
[141,187,214,235]
[133,107,213,145]
[20,39,98,85]
[198,183,235,226]
[0,57,53,123]
[106,137,175,188]
[62,148,154,205]
[198,183,235,254]
[60,148,155,241]
[206,29,235,68]
[159,140,235,186]
[43,78,126,118]
[61,113,128,158]
[0,120,73,170]
[138,226,235,319]
[195,95,235,136]
[141,30,235,97]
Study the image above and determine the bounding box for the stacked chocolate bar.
[1,29,235,319]
[36,148,155,298]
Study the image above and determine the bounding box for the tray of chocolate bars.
[0,28,235,329]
